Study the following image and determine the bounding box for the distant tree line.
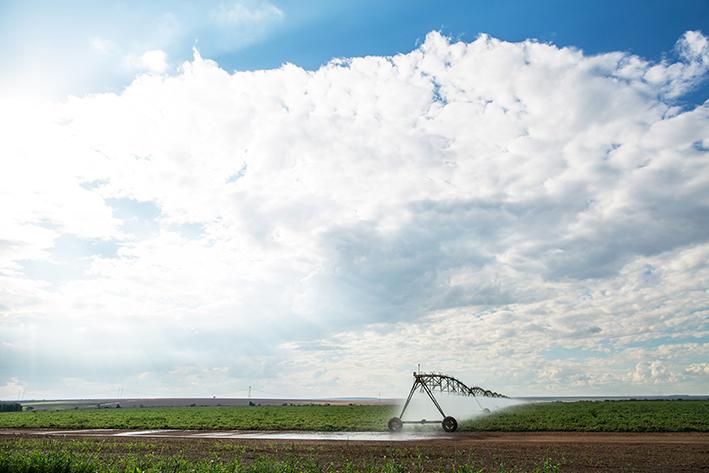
[0,403,22,412]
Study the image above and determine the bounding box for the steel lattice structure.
[413,373,508,398]
[387,372,508,433]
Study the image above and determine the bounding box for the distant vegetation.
[460,400,709,432]
[0,403,22,412]
[0,400,706,432]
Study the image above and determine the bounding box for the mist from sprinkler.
[397,391,526,430]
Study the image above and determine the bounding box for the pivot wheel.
[388,417,403,432]
[442,416,458,432]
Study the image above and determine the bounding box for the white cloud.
[0,377,25,400]
[89,37,117,55]
[0,1,288,101]
[641,30,709,98]
[126,49,169,74]
[1,32,708,398]
[677,30,709,65]
[685,363,709,376]
[212,1,284,27]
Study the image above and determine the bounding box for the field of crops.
[461,400,709,432]
[0,405,395,431]
[0,400,707,432]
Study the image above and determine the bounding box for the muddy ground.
[2,430,708,472]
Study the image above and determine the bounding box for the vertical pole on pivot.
[398,375,420,419]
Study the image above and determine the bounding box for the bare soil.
[2,430,708,472]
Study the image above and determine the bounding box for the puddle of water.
[189,431,449,441]
[43,429,116,435]
[9,429,449,442]
[115,430,173,437]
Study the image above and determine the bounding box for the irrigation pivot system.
[388,372,508,432]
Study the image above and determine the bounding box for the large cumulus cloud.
[1,31,708,398]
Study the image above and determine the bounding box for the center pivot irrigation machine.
[388,372,508,433]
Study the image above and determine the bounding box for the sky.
[1,1,708,400]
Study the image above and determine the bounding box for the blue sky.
[2,0,708,99]
[0,1,708,400]
[220,1,708,67]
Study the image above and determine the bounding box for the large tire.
[442,416,458,432]
[388,416,403,432]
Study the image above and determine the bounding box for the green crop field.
[0,400,707,432]
[0,405,395,431]
[461,400,709,432]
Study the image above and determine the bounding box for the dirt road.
[2,429,708,472]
